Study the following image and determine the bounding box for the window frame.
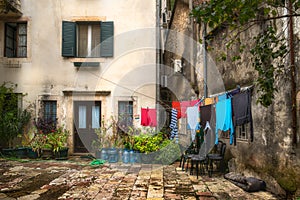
[118,101,133,129]
[62,21,114,58]
[4,22,27,58]
[43,100,57,124]
[236,123,250,141]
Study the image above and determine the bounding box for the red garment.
[180,100,199,118]
[141,108,149,126]
[147,108,157,127]
[141,108,157,127]
[172,101,181,119]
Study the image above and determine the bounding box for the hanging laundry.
[227,88,240,98]
[232,90,253,142]
[218,93,227,101]
[200,104,211,128]
[186,106,199,141]
[180,100,199,118]
[148,108,157,127]
[169,108,178,142]
[215,98,234,145]
[172,101,181,119]
[204,121,211,131]
[204,97,215,105]
[141,108,157,127]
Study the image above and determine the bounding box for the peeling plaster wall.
[0,0,157,154]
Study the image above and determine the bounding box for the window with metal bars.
[43,101,57,124]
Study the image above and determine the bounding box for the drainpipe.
[189,0,195,87]
[156,0,161,130]
[203,22,208,98]
[288,0,297,145]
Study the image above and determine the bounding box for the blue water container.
[101,148,108,161]
[123,150,129,163]
[129,150,135,163]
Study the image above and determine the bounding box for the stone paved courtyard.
[0,157,280,200]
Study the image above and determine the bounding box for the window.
[5,22,27,58]
[220,123,250,141]
[43,101,57,124]
[3,93,22,114]
[236,123,250,141]
[118,101,133,129]
[62,21,114,58]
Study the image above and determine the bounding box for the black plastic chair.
[190,154,207,178]
[179,142,197,171]
[207,142,226,177]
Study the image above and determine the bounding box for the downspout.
[288,0,297,145]
[189,0,195,86]
[156,0,161,130]
[203,22,208,98]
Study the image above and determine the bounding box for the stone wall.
[203,12,300,199]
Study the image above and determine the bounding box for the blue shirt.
[215,98,234,144]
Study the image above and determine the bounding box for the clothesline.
[169,85,254,146]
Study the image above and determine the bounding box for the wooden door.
[73,101,101,153]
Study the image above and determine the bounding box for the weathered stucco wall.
[162,0,199,102]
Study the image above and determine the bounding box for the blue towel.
[215,98,234,144]
[218,93,227,101]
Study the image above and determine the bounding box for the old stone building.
[161,0,300,197]
[0,0,158,154]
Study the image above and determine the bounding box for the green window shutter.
[100,21,114,57]
[62,21,76,57]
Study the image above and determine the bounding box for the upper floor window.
[5,22,27,58]
[62,21,114,58]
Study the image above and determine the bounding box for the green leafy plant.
[0,82,31,148]
[133,132,168,153]
[191,0,296,107]
[93,116,122,150]
[46,126,69,152]
[250,25,287,106]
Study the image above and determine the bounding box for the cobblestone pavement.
[0,157,280,200]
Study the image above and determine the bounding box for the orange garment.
[204,97,215,105]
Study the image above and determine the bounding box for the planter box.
[27,148,39,159]
[54,147,69,160]
[1,148,15,157]
[141,153,154,164]
[41,148,54,159]
[15,147,28,159]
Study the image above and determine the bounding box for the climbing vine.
[250,25,287,106]
[191,0,300,107]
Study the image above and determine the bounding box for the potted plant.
[93,116,110,160]
[93,116,122,163]
[0,82,31,157]
[48,125,70,160]
[32,117,59,159]
[133,131,168,164]
[29,133,45,158]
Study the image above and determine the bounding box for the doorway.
[73,101,101,153]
